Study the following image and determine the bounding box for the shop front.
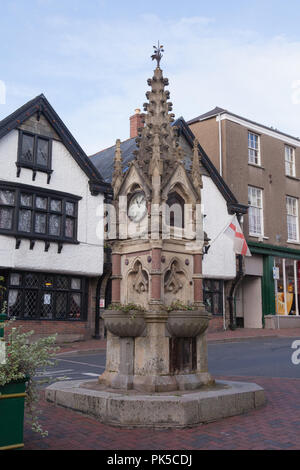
[248,241,300,329]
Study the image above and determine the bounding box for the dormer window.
[17,130,53,182]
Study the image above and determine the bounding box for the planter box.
[0,378,28,450]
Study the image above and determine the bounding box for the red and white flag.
[224,216,251,257]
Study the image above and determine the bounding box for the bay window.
[0,182,80,243]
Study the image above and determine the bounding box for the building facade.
[189,107,300,328]
[0,94,111,341]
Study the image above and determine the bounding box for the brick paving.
[23,375,300,450]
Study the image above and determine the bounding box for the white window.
[287,196,299,242]
[285,146,296,177]
[248,186,263,236]
[248,132,260,166]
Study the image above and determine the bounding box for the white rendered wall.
[202,175,236,279]
[0,129,104,276]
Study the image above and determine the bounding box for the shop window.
[274,257,299,316]
[203,279,224,316]
[7,271,87,321]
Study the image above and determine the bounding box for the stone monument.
[46,45,265,427]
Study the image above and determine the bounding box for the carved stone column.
[111,253,121,303]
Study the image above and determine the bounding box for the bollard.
[0,313,7,338]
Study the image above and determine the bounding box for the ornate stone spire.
[133,45,179,183]
[191,138,203,199]
[112,139,123,196]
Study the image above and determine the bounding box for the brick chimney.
[130,108,144,139]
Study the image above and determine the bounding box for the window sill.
[249,234,269,241]
[286,175,300,182]
[287,240,300,245]
[248,163,265,170]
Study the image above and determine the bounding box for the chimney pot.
[130,108,145,139]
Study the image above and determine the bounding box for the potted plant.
[103,303,146,337]
[164,300,211,338]
[0,309,58,450]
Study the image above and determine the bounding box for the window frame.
[285,145,296,178]
[248,131,261,166]
[286,195,299,242]
[248,186,264,237]
[6,271,88,321]
[17,129,53,180]
[0,181,80,244]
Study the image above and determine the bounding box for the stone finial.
[112,139,123,197]
[133,52,179,184]
[151,41,164,68]
[191,138,203,198]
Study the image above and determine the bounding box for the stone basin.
[102,309,146,337]
[166,310,211,337]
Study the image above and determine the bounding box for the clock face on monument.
[128,192,147,223]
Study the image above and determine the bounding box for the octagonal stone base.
[45,379,265,428]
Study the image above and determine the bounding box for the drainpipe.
[228,254,243,330]
[228,214,245,330]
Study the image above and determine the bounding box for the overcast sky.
[1,0,300,154]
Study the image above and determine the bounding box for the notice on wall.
[44,294,51,305]
[100,298,105,308]
[0,340,6,365]
[273,267,280,280]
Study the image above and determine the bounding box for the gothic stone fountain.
[46,46,265,427]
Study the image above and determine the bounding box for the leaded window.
[0,182,80,243]
[7,271,87,321]
[203,280,224,316]
[18,131,52,171]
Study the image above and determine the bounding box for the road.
[36,336,300,385]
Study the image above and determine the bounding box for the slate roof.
[0,94,112,196]
[89,117,248,215]
[187,106,300,142]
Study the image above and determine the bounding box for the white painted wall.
[0,129,104,276]
[202,175,236,279]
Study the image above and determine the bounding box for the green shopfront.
[248,241,300,328]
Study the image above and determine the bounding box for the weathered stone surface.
[103,310,146,337]
[46,379,266,428]
[166,310,210,337]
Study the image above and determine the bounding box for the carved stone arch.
[163,257,190,305]
[126,259,149,308]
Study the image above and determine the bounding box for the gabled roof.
[89,117,248,215]
[0,94,112,196]
[187,106,227,124]
[187,106,300,143]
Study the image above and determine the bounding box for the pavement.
[22,328,300,450]
[24,375,300,450]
